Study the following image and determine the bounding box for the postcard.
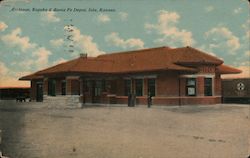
[0,0,249,157]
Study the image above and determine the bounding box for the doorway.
[92,80,102,103]
[36,82,43,102]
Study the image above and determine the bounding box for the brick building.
[19,46,241,106]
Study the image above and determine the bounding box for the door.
[36,83,43,102]
[48,79,56,96]
[92,80,102,103]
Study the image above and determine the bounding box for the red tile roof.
[19,73,43,80]
[217,64,242,74]
[19,46,241,80]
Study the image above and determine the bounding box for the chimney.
[80,53,87,58]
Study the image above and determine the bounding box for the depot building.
[19,46,241,106]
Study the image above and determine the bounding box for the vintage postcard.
[0,0,249,157]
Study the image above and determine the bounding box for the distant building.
[20,46,241,106]
[0,87,30,100]
[222,78,250,104]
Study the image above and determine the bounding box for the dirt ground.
[0,100,249,158]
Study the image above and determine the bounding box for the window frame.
[124,79,132,96]
[135,79,143,96]
[204,78,213,96]
[147,78,156,97]
[186,78,196,96]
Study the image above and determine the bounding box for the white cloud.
[41,11,60,22]
[118,12,128,21]
[1,27,36,52]
[0,21,8,31]
[233,7,242,14]
[205,26,240,52]
[105,32,144,49]
[242,19,250,30]
[0,61,30,87]
[205,6,214,12]
[64,25,105,57]
[0,61,8,76]
[32,47,52,69]
[245,51,250,57]
[97,14,110,23]
[0,75,30,87]
[145,10,195,46]
[52,58,67,65]
[50,38,64,47]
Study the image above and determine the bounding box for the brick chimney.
[79,53,87,58]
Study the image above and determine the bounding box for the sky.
[0,0,249,87]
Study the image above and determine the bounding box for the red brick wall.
[30,80,37,101]
[66,78,80,95]
[214,74,221,96]
[66,78,71,95]
[43,79,48,95]
[115,78,124,96]
[55,78,62,95]
[143,79,148,96]
[197,76,204,96]
[157,72,179,97]
[180,78,186,96]
[71,79,80,95]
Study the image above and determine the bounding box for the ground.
[0,100,249,158]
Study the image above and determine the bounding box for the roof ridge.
[186,46,223,63]
[98,46,171,57]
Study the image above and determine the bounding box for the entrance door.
[36,83,43,102]
[92,80,102,103]
[48,79,56,96]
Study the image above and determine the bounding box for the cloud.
[0,61,30,87]
[52,58,67,65]
[118,12,128,21]
[245,51,250,57]
[242,19,250,30]
[0,21,8,31]
[50,38,64,47]
[32,47,52,69]
[145,10,195,46]
[205,6,214,12]
[15,46,52,72]
[105,32,144,49]
[64,25,105,57]
[41,11,60,22]
[97,14,110,23]
[0,61,8,76]
[1,27,36,52]
[233,7,242,14]
[0,75,30,87]
[205,26,240,52]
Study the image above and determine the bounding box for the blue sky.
[0,0,249,86]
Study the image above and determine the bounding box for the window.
[48,79,56,96]
[85,80,92,92]
[102,80,106,92]
[124,79,131,96]
[204,78,212,96]
[148,78,155,96]
[186,78,196,96]
[94,80,102,96]
[135,79,143,96]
